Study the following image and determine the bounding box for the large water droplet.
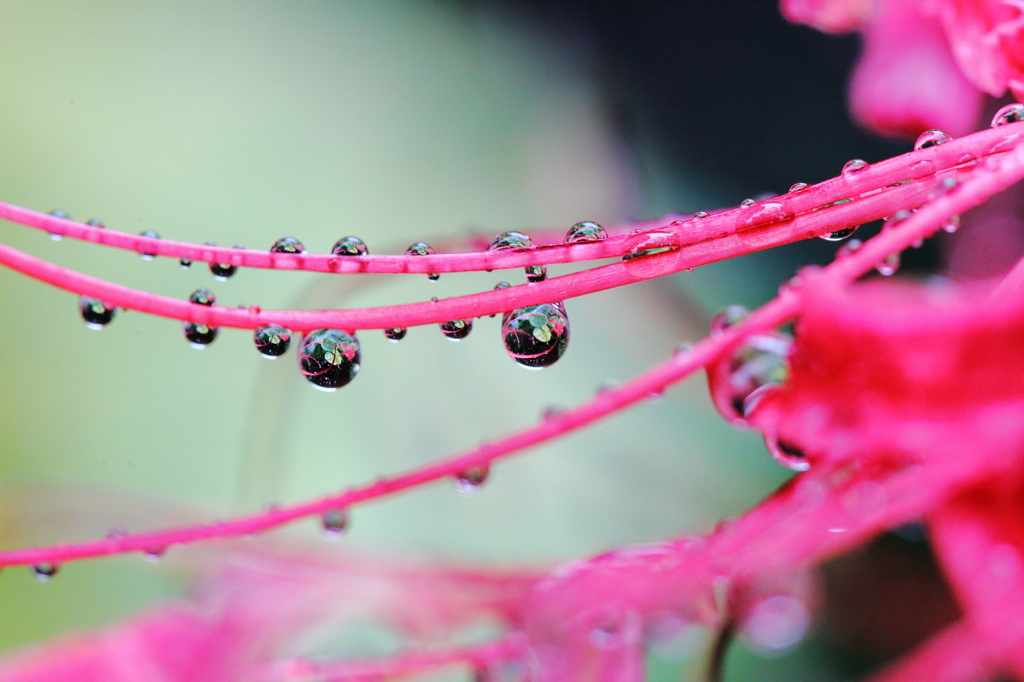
[298,329,360,391]
[208,243,242,280]
[254,324,292,358]
[710,305,749,337]
[184,288,218,348]
[440,319,472,340]
[740,198,755,207]
[383,327,407,342]
[564,221,607,243]
[331,236,368,256]
[991,103,1024,128]
[321,508,349,539]
[721,332,791,418]
[454,464,489,494]
[79,295,116,329]
[841,159,868,175]
[764,433,810,471]
[270,237,306,254]
[789,182,809,193]
[405,242,439,281]
[502,302,569,369]
[138,230,161,260]
[487,231,544,282]
[819,226,859,242]
[915,129,952,150]
[33,563,58,582]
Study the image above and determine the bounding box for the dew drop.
[46,210,69,240]
[440,319,472,340]
[836,238,863,259]
[542,403,568,420]
[841,159,868,175]
[270,236,305,254]
[494,281,511,290]
[693,211,709,219]
[721,332,792,419]
[144,547,166,563]
[740,198,755,207]
[137,230,161,260]
[742,595,810,653]
[914,129,952,150]
[764,434,810,471]
[254,324,292,358]
[179,257,192,269]
[488,231,543,283]
[79,295,116,329]
[321,508,349,539]
[298,329,360,391]
[991,103,1024,128]
[454,464,489,495]
[525,264,547,283]
[943,214,961,234]
[876,252,900,277]
[788,182,809,193]
[106,526,128,538]
[331,236,368,256]
[885,210,913,228]
[85,218,105,228]
[565,221,608,243]
[384,327,407,342]
[502,302,569,369]
[405,241,438,281]
[209,243,242,280]
[819,226,859,242]
[184,288,218,348]
[32,563,58,582]
[710,305,749,337]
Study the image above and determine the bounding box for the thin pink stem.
[2,136,1019,570]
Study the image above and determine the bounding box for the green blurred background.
[0,2,920,680]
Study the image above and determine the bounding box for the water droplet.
[740,198,755,207]
[488,231,543,282]
[440,319,472,340]
[764,434,810,471]
[79,295,116,329]
[32,563,58,582]
[915,129,952,150]
[184,288,218,348]
[742,595,810,653]
[525,264,547,283]
[943,214,961,234]
[710,305,749,336]
[876,252,900,277]
[106,526,128,538]
[179,257,192,269]
[144,547,166,563]
[788,182,809,193]
[270,237,305,254]
[819,226,859,242]
[885,210,913,227]
[542,403,568,420]
[454,464,489,494]
[46,210,69,240]
[836,238,862,259]
[841,159,868,175]
[384,327,407,342]
[693,211,709,219]
[502,302,569,369]
[494,281,511,290]
[85,218,105,228]
[331,236,368,256]
[991,103,1024,128]
[254,324,292,358]
[209,243,242,280]
[565,221,607,243]
[298,329,360,391]
[321,508,349,539]
[720,332,792,419]
[405,241,438,281]
[138,230,161,260]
